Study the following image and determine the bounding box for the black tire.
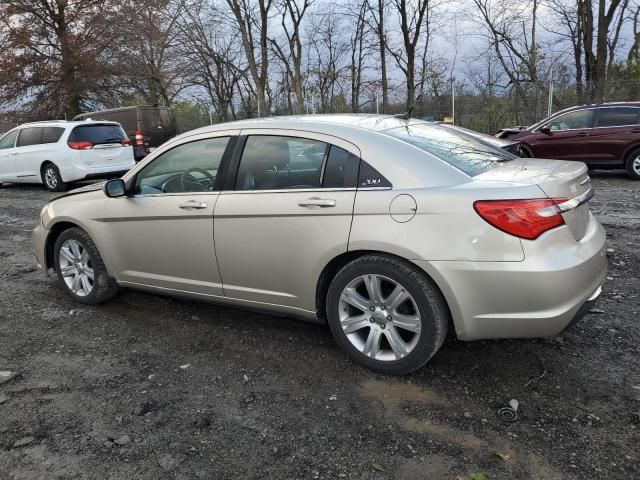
[326,255,449,375]
[53,227,118,304]
[519,144,533,158]
[41,163,67,191]
[625,148,640,180]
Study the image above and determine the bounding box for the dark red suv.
[510,102,640,179]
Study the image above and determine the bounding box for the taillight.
[134,130,144,147]
[121,138,132,146]
[67,141,93,150]
[473,198,568,240]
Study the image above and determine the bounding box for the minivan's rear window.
[384,124,514,176]
[69,124,126,144]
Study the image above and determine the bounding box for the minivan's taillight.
[121,138,132,146]
[473,198,567,240]
[134,130,144,147]
[67,141,93,150]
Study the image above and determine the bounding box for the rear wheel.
[626,149,640,180]
[53,227,118,304]
[326,255,448,375]
[42,163,67,191]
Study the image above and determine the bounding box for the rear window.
[384,124,514,176]
[596,107,640,127]
[69,124,126,144]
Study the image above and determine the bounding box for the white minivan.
[0,120,135,191]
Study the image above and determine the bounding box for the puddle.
[358,378,563,478]
[103,301,168,326]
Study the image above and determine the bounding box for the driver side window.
[548,110,594,131]
[134,137,231,195]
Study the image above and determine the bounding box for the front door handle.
[179,200,208,209]
[298,198,336,208]
[575,132,589,137]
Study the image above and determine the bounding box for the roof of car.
[189,114,423,135]
[15,119,120,129]
[552,101,640,116]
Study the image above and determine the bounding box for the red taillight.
[134,130,144,147]
[473,198,567,240]
[67,141,93,150]
[121,138,132,146]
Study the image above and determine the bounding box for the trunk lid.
[475,159,593,240]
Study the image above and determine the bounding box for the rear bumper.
[59,161,135,183]
[416,213,607,340]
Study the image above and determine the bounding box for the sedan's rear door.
[213,130,360,312]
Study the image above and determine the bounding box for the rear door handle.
[179,200,208,209]
[298,198,336,208]
[576,132,589,137]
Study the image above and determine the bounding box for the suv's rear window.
[69,124,126,144]
[384,124,514,176]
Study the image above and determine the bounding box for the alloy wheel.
[633,155,640,175]
[58,239,94,297]
[44,167,58,189]
[338,274,421,362]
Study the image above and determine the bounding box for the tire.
[53,227,118,304]
[519,145,533,158]
[326,255,448,375]
[41,163,67,191]
[625,149,640,180]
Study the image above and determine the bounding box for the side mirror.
[104,178,126,198]
[540,125,551,134]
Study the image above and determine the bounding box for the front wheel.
[326,255,449,375]
[42,163,67,191]
[626,149,640,180]
[53,227,118,304]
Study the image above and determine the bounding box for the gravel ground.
[0,172,638,480]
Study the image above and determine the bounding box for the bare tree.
[270,0,312,113]
[225,0,273,115]
[120,0,188,106]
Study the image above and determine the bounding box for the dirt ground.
[0,172,638,480]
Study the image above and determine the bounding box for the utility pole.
[451,77,455,125]
[376,92,379,114]
[548,66,554,118]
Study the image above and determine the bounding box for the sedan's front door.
[528,108,595,160]
[214,131,360,312]
[102,133,238,297]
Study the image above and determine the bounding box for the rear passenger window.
[596,108,640,127]
[322,146,359,188]
[42,127,64,144]
[236,136,327,190]
[17,127,43,147]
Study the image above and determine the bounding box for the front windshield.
[384,123,515,176]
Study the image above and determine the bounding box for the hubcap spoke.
[340,287,370,313]
[60,264,76,277]
[363,274,383,304]
[80,275,92,294]
[363,328,382,358]
[72,273,82,293]
[384,326,409,359]
[69,241,82,260]
[385,285,409,311]
[393,313,422,333]
[341,314,370,334]
[84,267,94,280]
[60,247,75,263]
